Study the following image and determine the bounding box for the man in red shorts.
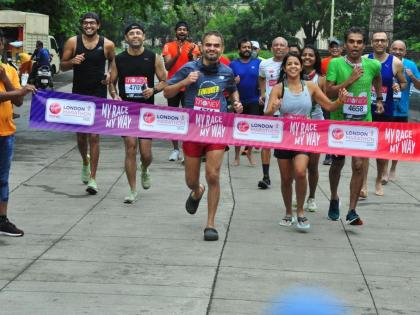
[164,31,243,241]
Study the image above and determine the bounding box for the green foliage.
[394,0,420,49]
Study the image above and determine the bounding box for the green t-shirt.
[326,56,381,122]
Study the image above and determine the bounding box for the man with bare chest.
[60,12,115,195]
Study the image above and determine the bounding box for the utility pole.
[330,0,335,38]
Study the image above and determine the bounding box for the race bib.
[393,90,402,100]
[343,95,368,120]
[371,86,387,103]
[193,97,221,112]
[125,77,148,97]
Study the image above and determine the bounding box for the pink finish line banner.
[29,90,420,161]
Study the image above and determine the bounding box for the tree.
[394,0,420,50]
[369,0,394,42]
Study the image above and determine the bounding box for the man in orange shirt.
[0,32,36,237]
[321,37,343,165]
[162,21,200,161]
[321,37,343,76]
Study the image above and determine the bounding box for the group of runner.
[1,13,419,239]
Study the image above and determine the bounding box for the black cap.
[175,21,189,31]
[125,23,145,35]
[81,12,100,24]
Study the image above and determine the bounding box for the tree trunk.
[369,0,394,42]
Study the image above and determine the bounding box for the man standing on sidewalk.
[388,40,420,180]
[60,12,115,195]
[326,27,383,225]
[162,21,200,162]
[257,37,288,189]
[109,23,167,204]
[0,31,37,236]
[363,32,407,197]
[230,38,261,166]
[164,31,242,241]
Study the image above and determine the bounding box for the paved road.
[1,80,419,314]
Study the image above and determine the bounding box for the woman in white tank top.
[302,45,325,214]
[265,53,348,230]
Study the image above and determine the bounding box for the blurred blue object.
[265,287,348,315]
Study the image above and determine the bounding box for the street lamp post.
[330,0,335,38]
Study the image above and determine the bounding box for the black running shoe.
[258,177,271,189]
[0,218,24,237]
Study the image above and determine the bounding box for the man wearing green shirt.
[326,26,383,225]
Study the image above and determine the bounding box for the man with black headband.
[60,12,115,195]
[162,21,200,162]
[164,31,243,241]
[109,23,167,204]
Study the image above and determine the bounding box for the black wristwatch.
[376,96,383,101]
[153,87,159,95]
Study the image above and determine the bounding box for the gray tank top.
[280,80,312,118]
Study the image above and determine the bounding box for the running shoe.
[86,178,98,195]
[0,217,24,237]
[124,191,138,204]
[169,149,180,161]
[346,209,363,225]
[323,155,332,165]
[297,216,310,230]
[258,177,271,189]
[279,215,296,227]
[306,198,318,212]
[81,155,91,184]
[141,166,151,190]
[328,199,340,221]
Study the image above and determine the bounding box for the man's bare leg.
[89,134,100,180]
[375,158,386,196]
[205,149,225,228]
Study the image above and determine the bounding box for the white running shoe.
[306,197,318,212]
[169,149,180,161]
[124,191,138,204]
[141,167,151,190]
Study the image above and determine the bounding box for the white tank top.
[310,74,325,120]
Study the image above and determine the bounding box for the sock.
[0,215,7,222]
[262,164,270,178]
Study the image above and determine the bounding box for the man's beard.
[176,34,187,41]
[239,51,251,59]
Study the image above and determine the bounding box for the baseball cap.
[125,23,145,35]
[251,41,260,49]
[81,12,100,24]
[328,37,342,47]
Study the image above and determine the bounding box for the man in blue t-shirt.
[229,38,261,166]
[387,40,420,180]
[164,31,243,242]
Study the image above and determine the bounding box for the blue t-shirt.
[167,60,236,112]
[229,58,261,104]
[36,48,50,66]
[393,58,420,117]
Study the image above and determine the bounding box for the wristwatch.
[376,96,383,101]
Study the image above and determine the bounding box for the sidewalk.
[1,85,419,314]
